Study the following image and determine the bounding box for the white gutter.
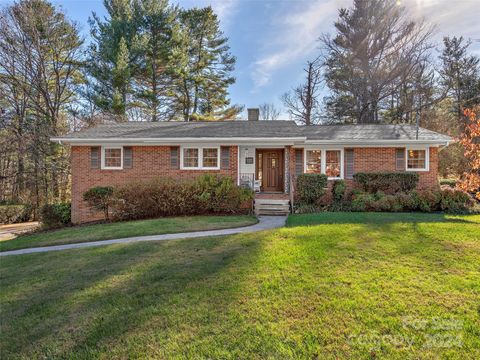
[303,139,451,146]
[51,136,451,147]
[50,137,307,145]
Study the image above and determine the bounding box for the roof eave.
[304,139,452,146]
[50,136,307,145]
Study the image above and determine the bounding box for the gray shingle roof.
[55,121,451,143]
[59,120,303,139]
[303,124,452,141]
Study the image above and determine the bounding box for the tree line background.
[1,0,479,217]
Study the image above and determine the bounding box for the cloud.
[250,0,348,90]
[210,0,238,25]
[404,0,479,40]
[250,0,480,91]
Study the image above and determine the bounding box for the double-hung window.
[181,147,220,169]
[202,148,219,168]
[325,150,341,178]
[102,147,123,170]
[406,148,428,171]
[304,149,344,179]
[305,150,321,174]
[183,148,199,168]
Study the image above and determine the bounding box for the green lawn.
[1,212,479,359]
[0,215,257,252]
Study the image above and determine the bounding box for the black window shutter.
[124,147,133,168]
[90,147,100,169]
[221,146,230,169]
[170,146,179,169]
[295,149,303,175]
[345,148,354,179]
[396,148,405,171]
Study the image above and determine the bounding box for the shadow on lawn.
[0,233,265,358]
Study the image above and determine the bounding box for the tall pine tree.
[321,0,433,123]
[171,7,240,121]
[87,0,142,118]
[440,36,480,130]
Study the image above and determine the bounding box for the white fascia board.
[302,139,451,147]
[50,137,306,146]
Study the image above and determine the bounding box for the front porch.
[237,146,292,215]
[238,146,293,194]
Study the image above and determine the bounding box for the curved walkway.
[0,216,287,257]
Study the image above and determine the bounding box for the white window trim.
[304,148,344,180]
[180,146,220,170]
[405,147,429,172]
[101,146,123,170]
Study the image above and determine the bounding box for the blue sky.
[2,0,479,118]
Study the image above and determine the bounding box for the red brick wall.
[71,145,238,223]
[349,147,439,189]
[288,147,439,190]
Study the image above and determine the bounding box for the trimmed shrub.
[296,174,328,204]
[83,186,114,220]
[332,180,346,202]
[371,194,403,212]
[396,192,417,211]
[0,205,29,225]
[411,190,441,212]
[438,188,473,213]
[351,192,376,212]
[111,175,254,221]
[196,174,254,214]
[40,203,71,229]
[353,172,419,194]
[439,179,457,188]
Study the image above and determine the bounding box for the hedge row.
[351,188,474,213]
[353,172,419,194]
[293,172,475,214]
[83,175,254,222]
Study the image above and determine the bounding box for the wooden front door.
[260,150,284,192]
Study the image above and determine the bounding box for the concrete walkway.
[0,216,286,257]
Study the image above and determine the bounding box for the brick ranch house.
[52,109,452,223]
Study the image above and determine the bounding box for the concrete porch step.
[254,197,290,216]
[254,209,290,216]
[254,199,290,205]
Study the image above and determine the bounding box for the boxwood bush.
[296,174,328,204]
[40,203,71,229]
[353,172,419,194]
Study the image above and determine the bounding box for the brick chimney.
[247,108,259,121]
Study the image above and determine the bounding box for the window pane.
[326,150,341,177]
[407,150,426,169]
[202,148,218,168]
[306,150,321,174]
[183,148,199,168]
[105,148,121,167]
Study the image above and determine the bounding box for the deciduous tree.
[456,108,480,200]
